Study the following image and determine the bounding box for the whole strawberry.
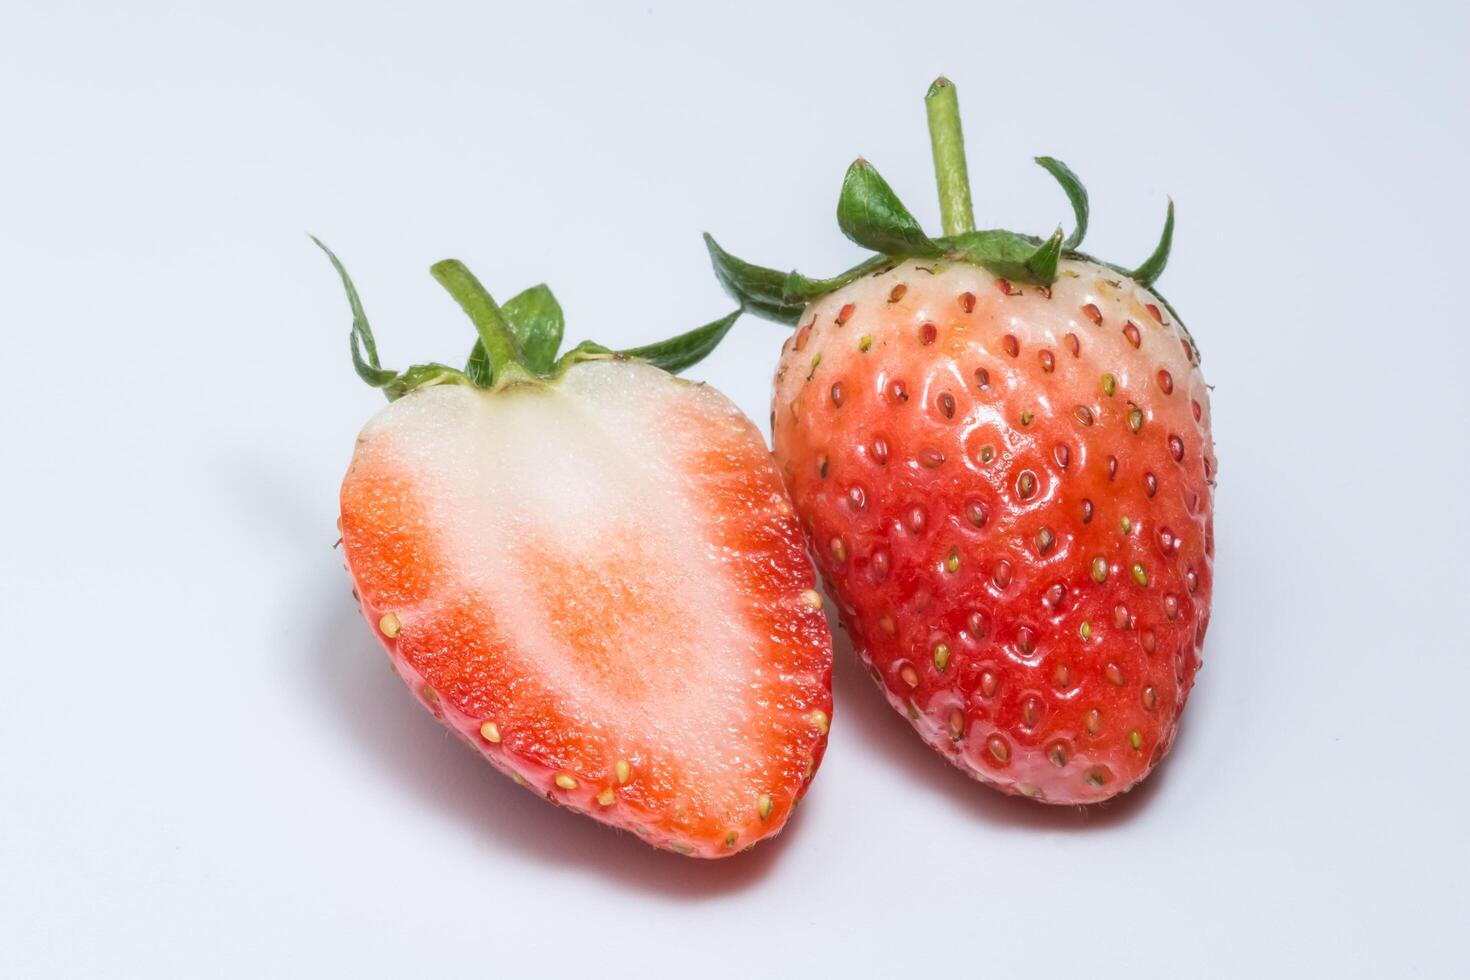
[706,78,1214,804]
[318,242,832,855]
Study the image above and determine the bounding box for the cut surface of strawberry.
[322,246,831,856]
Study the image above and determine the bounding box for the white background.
[2,1,1466,976]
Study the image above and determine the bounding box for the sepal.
[1035,157,1089,250]
[836,160,941,257]
[1131,199,1175,286]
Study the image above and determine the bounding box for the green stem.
[429,259,535,385]
[925,76,974,237]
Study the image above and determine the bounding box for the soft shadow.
[208,442,331,547]
[308,584,800,898]
[828,620,1177,830]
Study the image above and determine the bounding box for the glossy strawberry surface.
[772,257,1214,803]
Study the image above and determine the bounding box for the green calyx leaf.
[502,284,564,372]
[705,233,804,324]
[1027,228,1065,283]
[715,161,1181,323]
[704,79,1192,358]
[319,240,741,399]
[620,308,743,373]
[789,255,896,301]
[466,283,564,382]
[314,237,473,401]
[704,233,894,325]
[837,159,941,257]
[383,363,470,400]
[312,236,397,389]
[942,229,1056,284]
[738,295,806,325]
[556,309,743,375]
[1130,198,1174,286]
[1035,157,1089,250]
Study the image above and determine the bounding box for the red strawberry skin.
[342,360,833,856]
[773,257,1214,803]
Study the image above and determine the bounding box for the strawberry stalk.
[429,259,536,387]
[706,77,1198,354]
[924,76,975,237]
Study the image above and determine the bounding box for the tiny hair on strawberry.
[706,77,1214,804]
[317,241,833,856]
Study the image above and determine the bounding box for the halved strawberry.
[319,243,832,857]
[705,78,1214,804]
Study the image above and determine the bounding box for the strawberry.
[317,242,832,856]
[705,78,1214,804]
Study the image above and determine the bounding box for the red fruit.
[773,258,1212,803]
[321,246,831,856]
[707,77,1214,803]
